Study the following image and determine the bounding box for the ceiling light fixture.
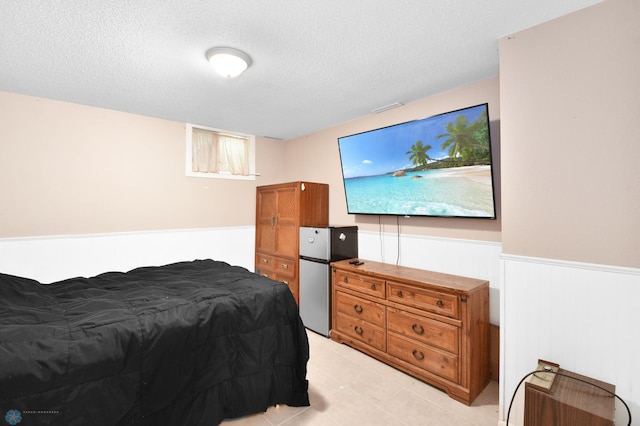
[206,47,252,78]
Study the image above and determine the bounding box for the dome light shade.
[206,47,252,78]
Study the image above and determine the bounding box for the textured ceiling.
[0,0,601,140]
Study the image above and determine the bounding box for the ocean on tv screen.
[344,165,495,218]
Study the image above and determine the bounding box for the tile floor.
[222,329,500,425]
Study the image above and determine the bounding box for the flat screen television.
[337,103,496,219]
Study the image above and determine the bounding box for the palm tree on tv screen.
[405,140,432,169]
[436,112,490,166]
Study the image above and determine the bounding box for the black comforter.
[0,259,309,425]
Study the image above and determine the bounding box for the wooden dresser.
[255,181,328,303]
[330,259,490,405]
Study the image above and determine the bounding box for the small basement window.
[186,123,256,180]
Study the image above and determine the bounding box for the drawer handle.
[353,304,363,314]
[411,324,424,335]
[397,290,404,298]
[261,258,268,263]
[354,325,363,336]
[370,283,376,291]
[282,280,289,285]
[280,263,288,269]
[343,276,349,283]
[436,299,444,308]
[412,349,425,361]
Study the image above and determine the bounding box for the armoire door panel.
[276,225,298,259]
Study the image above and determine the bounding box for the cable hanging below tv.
[337,103,497,219]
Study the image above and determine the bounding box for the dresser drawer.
[274,257,296,278]
[256,253,275,274]
[334,270,385,298]
[387,333,459,383]
[336,291,385,327]
[335,311,386,351]
[387,308,459,354]
[387,281,459,319]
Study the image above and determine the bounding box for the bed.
[0,259,310,425]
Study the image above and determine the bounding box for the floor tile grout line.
[370,405,413,426]
[272,405,313,426]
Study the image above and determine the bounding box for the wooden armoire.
[254,181,329,303]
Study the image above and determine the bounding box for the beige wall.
[283,78,502,242]
[0,91,284,237]
[499,0,640,268]
[12,0,635,259]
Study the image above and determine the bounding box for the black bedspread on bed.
[0,259,310,425]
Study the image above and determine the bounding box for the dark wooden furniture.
[255,181,328,303]
[525,369,615,426]
[330,259,490,405]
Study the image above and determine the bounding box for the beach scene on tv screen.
[339,104,495,218]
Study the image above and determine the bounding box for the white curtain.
[219,135,249,175]
[192,129,249,175]
[192,129,217,172]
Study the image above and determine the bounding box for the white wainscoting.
[357,230,503,325]
[0,226,256,283]
[1,227,503,318]
[500,254,640,425]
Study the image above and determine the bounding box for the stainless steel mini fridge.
[299,226,358,336]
